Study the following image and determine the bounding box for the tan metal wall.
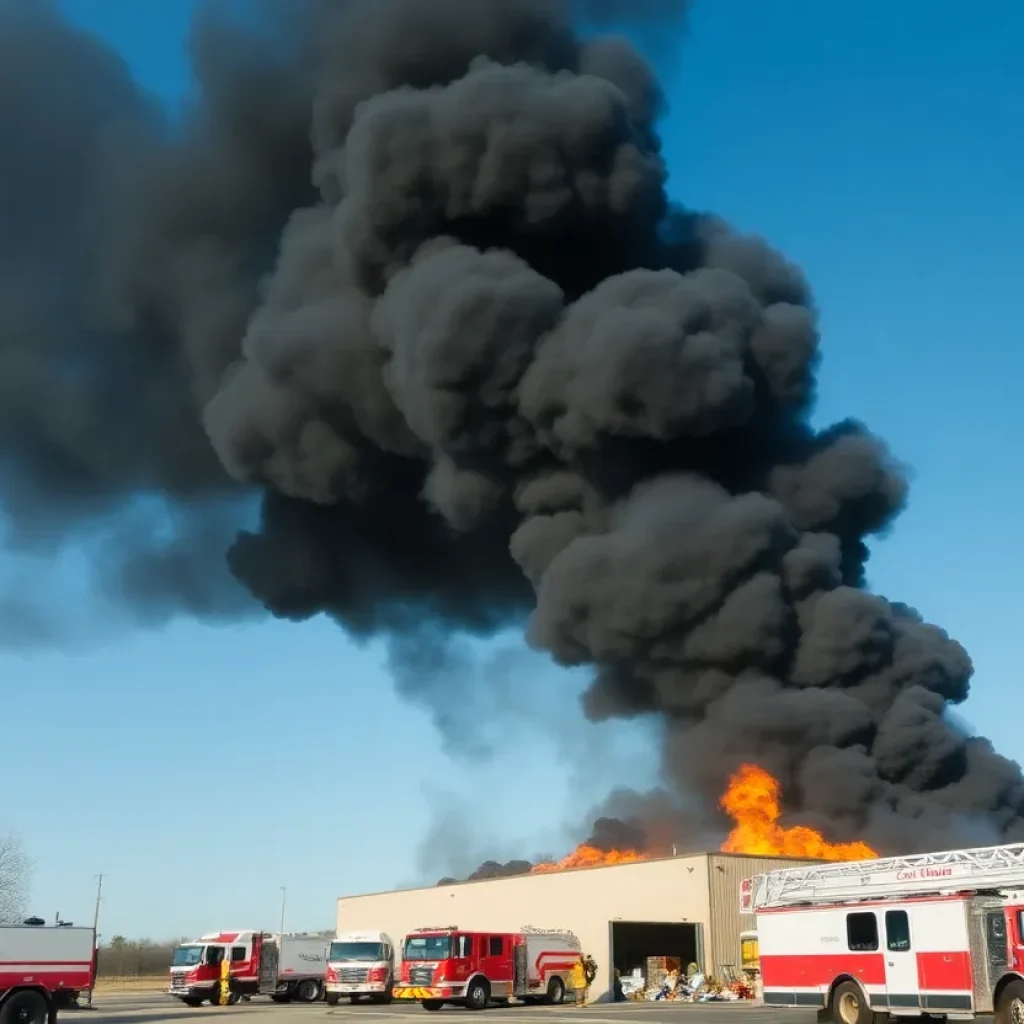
[705,853,822,979]
[336,854,712,1003]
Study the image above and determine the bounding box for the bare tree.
[0,831,32,924]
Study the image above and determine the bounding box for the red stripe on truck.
[761,953,887,988]
[0,967,93,988]
[0,961,92,967]
[761,951,974,994]
[916,951,973,991]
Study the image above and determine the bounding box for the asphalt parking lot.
[79,994,817,1024]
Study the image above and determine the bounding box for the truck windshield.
[404,936,450,961]
[172,946,204,968]
[329,942,385,962]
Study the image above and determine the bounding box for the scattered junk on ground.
[618,956,757,1002]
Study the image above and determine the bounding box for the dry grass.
[93,976,166,993]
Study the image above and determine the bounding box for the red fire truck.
[1,923,96,1024]
[742,841,1024,1024]
[168,930,327,1006]
[392,925,580,1011]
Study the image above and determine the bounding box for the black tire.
[996,979,1024,1024]
[372,991,393,1005]
[326,993,340,1007]
[546,978,565,1006]
[465,979,489,1011]
[180,997,205,1007]
[295,980,321,1003]
[831,981,873,1024]
[0,991,49,1024]
[422,1000,444,1011]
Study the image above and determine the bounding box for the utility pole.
[279,887,286,937]
[86,874,103,1008]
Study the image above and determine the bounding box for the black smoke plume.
[444,860,535,887]
[2,0,1022,856]
[439,817,648,886]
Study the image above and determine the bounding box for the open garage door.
[610,922,700,999]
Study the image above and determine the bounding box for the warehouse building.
[336,851,820,1003]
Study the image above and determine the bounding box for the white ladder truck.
[741,842,1024,1024]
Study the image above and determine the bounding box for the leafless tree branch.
[0,830,32,924]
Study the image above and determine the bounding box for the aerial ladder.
[741,841,1024,911]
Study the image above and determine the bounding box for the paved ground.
[71,994,818,1024]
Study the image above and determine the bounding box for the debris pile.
[622,960,755,1002]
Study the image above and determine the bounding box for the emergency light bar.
[743,841,1024,911]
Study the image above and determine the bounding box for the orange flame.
[531,844,647,873]
[720,763,878,861]
[530,763,877,874]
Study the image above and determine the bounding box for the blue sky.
[4,0,1021,941]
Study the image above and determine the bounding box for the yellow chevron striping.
[394,987,439,999]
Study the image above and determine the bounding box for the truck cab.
[169,940,230,1006]
[168,931,261,1006]
[325,930,394,1005]
[394,927,490,1010]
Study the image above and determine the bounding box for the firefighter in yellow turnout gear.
[568,959,586,1006]
[218,957,230,1006]
[569,954,598,1006]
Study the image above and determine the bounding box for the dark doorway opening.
[610,922,699,998]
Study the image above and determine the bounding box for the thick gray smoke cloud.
[2,0,1022,855]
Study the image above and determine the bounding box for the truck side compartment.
[257,934,327,1003]
[1,923,96,1024]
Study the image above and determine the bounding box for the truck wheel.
[831,981,873,1024]
[371,990,392,1005]
[546,978,565,1005]
[465,979,490,1011]
[180,997,205,1007]
[422,1000,444,1011]
[295,980,321,1003]
[0,991,49,1024]
[996,979,1024,1024]
[326,994,340,1007]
